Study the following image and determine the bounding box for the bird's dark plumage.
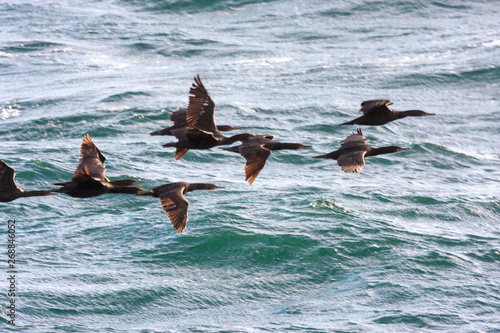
[138,182,223,233]
[222,135,311,184]
[0,160,53,202]
[150,108,241,136]
[313,128,409,173]
[163,128,256,160]
[185,75,218,134]
[161,75,254,159]
[340,99,435,126]
[52,135,144,197]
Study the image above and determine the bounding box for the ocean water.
[1,0,499,331]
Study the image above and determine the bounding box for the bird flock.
[1,75,435,233]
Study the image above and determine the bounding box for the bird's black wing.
[73,134,107,182]
[336,129,369,173]
[185,75,218,134]
[0,160,19,193]
[158,186,190,234]
[337,149,367,173]
[169,108,188,127]
[238,142,271,185]
[150,109,188,136]
[339,128,369,148]
[360,99,394,115]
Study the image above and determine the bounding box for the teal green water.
[1,0,500,331]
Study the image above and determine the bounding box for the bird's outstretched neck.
[187,183,223,192]
[397,110,435,118]
[267,142,310,150]
[367,146,410,157]
[21,190,53,198]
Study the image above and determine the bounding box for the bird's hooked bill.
[136,190,154,195]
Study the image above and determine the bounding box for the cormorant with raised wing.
[162,75,254,159]
[340,100,435,126]
[52,135,144,197]
[313,128,409,173]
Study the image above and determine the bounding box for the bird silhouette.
[52,135,144,197]
[162,75,254,159]
[314,128,409,173]
[222,135,311,184]
[340,99,435,126]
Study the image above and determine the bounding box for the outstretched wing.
[150,109,188,136]
[340,128,369,148]
[360,99,393,115]
[169,108,188,126]
[337,128,370,173]
[158,186,190,233]
[174,148,190,161]
[185,75,218,134]
[337,150,367,173]
[238,143,271,185]
[73,134,107,182]
[0,160,18,193]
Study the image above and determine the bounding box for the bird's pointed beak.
[136,190,153,195]
[399,148,411,151]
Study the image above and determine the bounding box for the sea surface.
[1,0,499,332]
